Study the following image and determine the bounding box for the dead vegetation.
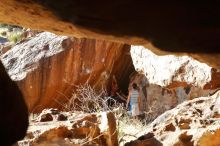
[53,83,158,145]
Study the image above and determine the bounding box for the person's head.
[132,83,138,90]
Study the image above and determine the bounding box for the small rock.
[164,123,176,131]
[40,113,53,122]
[50,109,59,115]
[57,114,67,121]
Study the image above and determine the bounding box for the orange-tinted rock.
[18,109,118,146]
[131,46,220,89]
[0,1,220,54]
[1,0,220,70]
[197,129,220,146]
[1,32,134,112]
[164,123,176,132]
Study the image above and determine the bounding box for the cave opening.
[108,44,136,98]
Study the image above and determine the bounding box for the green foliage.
[7,32,22,43]
[0,23,24,44]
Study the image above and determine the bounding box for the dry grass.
[52,83,161,145]
[58,83,122,113]
[62,84,154,144]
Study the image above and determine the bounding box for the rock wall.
[1,32,134,112]
[129,46,220,119]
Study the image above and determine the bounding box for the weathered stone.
[125,133,162,146]
[197,129,220,146]
[130,46,220,89]
[164,123,176,132]
[1,32,134,112]
[57,114,67,121]
[18,110,118,146]
[178,119,191,130]
[125,91,220,146]
[40,113,53,122]
[1,0,220,69]
[129,46,220,120]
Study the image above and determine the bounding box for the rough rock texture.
[131,46,220,89]
[125,91,220,146]
[130,73,215,122]
[0,62,28,146]
[0,32,133,112]
[129,46,220,120]
[0,1,220,145]
[0,0,220,68]
[18,109,118,146]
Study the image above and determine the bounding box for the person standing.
[126,83,142,117]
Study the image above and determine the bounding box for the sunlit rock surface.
[125,91,220,146]
[130,73,215,122]
[18,109,118,146]
[129,46,220,120]
[131,46,220,89]
[0,32,133,112]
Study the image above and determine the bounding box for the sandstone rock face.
[129,46,220,120]
[125,91,220,146]
[18,109,118,146]
[1,32,133,112]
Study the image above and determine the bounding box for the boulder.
[1,32,134,112]
[129,46,220,121]
[131,45,220,89]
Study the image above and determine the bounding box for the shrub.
[55,83,122,113]
[7,32,22,43]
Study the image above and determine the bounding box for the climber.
[126,83,143,117]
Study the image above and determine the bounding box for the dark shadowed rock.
[57,114,67,121]
[0,62,28,146]
[1,1,220,68]
[40,113,53,122]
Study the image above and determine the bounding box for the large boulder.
[125,91,220,146]
[129,46,220,120]
[1,32,134,112]
[131,46,220,89]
